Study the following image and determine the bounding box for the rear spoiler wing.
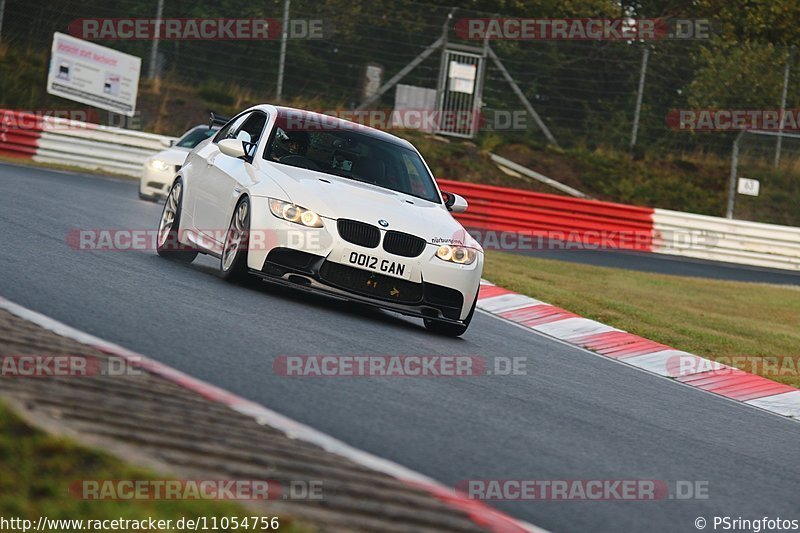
[209,112,230,129]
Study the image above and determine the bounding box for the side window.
[238,113,267,146]
[213,113,250,143]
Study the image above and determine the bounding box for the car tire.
[423,292,477,337]
[156,178,198,263]
[220,196,254,284]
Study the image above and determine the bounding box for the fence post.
[630,45,650,149]
[434,10,452,118]
[276,0,291,101]
[0,0,6,42]
[775,46,793,168]
[147,0,164,80]
[487,46,559,146]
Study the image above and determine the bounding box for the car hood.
[256,162,480,248]
[150,147,191,166]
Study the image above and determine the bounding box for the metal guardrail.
[0,110,175,177]
[653,209,800,271]
[439,179,800,271]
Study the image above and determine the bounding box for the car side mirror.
[161,138,175,148]
[218,138,247,159]
[443,191,468,213]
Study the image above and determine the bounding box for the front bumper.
[253,248,471,323]
[140,166,178,199]
[247,197,482,322]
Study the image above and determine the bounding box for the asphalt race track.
[2,162,799,532]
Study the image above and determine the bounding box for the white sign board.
[448,61,476,95]
[393,84,438,131]
[47,32,141,117]
[363,64,383,100]
[737,177,760,196]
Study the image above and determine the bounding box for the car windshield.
[263,115,441,203]
[176,127,218,148]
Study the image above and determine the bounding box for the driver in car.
[271,129,310,161]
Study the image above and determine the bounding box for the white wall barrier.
[35,116,177,177]
[653,209,800,271]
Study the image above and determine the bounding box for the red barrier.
[437,179,655,251]
[0,110,43,159]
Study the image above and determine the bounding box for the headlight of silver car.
[148,159,171,172]
[268,198,324,228]
[435,244,478,265]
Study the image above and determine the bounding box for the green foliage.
[694,0,800,45]
[687,40,786,108]
[198,81,236,106]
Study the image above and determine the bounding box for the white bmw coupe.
[139,124,219,201]
[156,105,483,336]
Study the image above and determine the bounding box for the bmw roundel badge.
[378,219,389,227]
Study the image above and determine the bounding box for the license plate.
[342,250,411,280]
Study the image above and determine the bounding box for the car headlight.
[148,159,171,172]
[269,198,324,228]
[435,245,478,265]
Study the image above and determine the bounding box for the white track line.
[0,296,542,533]
[476,307,800,424]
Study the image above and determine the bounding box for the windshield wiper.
[345,175,377,185]
[328,170,376,185]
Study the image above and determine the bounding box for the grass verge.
[483,251,800,387]
[0,401,307,532]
